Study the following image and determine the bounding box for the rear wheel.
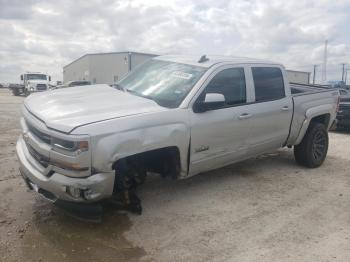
[294,123,328,168]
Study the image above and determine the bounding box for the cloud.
[0,0,41,19]
[0,0,349,83]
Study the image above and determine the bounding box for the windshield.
[27,74,47,80]
[118,60,207,108]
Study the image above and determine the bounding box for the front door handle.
[281,106,290,111]
[238,113,252,120]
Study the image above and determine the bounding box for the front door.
[189,66,253,176]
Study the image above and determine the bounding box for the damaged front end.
[111,147,181,215]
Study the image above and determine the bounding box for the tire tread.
[294,122,328,168]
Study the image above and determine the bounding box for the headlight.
[30,87,34,91]
[51,137,89,153]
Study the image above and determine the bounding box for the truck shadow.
[21,148,306,262]
[22,198,146,262]
[330,128,350,134]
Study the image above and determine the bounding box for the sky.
[0,0,350,84]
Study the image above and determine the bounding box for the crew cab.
[16,55,339,217]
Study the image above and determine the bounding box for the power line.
[322,40,328,83]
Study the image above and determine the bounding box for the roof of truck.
[154,55,282,68]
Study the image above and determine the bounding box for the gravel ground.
[0,88,349,262]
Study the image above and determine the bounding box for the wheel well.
[310,114,330,128]
[112,146,181,179]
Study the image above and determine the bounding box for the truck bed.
[287,83,339,146]
[290,82,332,95]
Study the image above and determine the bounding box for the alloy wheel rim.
[312,131,326,160]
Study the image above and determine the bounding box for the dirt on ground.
[0,88,350,262]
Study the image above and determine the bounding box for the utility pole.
[322,40,328,83]
[313,64,319,84]
[341,63,346,82]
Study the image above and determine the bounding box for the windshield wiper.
[113,83,126,91]
[125,89,177,108]
[126,89,155,101]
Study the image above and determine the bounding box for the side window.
[252,67,285,102]
[202,67,246,108]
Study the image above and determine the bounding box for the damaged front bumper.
[16,136,115,220]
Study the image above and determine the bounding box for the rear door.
[246,65,293,153]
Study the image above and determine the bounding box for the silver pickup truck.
[16,55,339,217]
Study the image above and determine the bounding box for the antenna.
[322,40,328,83]
[198,55,209,63]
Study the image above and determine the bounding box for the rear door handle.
[238,113,252,120]
[281,106,290,111]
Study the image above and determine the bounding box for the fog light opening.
[65,186,96,200]
[83,188,95,200]
[66,186,82,199]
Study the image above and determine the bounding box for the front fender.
[74,109,191,178]
[93,123,190,176]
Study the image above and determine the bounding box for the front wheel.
[24,89,30,97]
[294,123,329,168]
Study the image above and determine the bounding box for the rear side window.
[252,67,285,102]
[204,67,246,106]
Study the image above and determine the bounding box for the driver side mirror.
[49,76,51,81]
[20,75,23,81]
[193,93,225,113]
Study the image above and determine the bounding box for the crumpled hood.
[24,84,165,133]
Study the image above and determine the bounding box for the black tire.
[294,123,329,168]
[12,88,19,96]
[24,89,30,97]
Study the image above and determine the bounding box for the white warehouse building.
[63,51,157,85]
[63,52,311,85]
[286,70,310,84]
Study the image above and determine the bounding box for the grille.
[36,84,47,91]
[26,142,49,168]
[340,97,350,103]
[26,121,51,144]
[340,103,350,109]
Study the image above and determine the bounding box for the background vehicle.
[336,88,350,129]
[54,80,91,89]
[8,83,25,94]
[16,55,339,219]
[11,72,51,96]
[325,80,346,89]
